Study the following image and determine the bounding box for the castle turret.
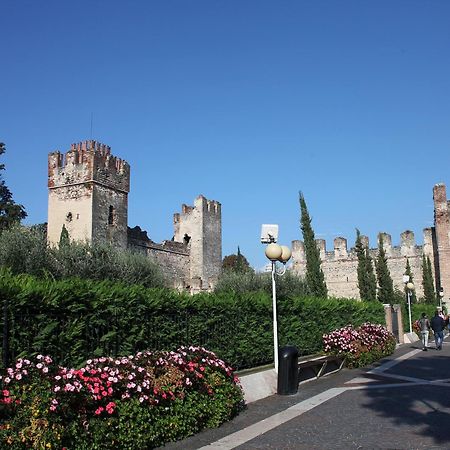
[433,183,450,294]
[173,195,222,292]
[47,140,130,248]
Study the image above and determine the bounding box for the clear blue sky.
[2,1,450,270]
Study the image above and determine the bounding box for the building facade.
[48,140,222,292]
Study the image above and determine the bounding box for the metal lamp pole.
[403,275,414,334]
[265,242,292,373]
[439,288,444,310]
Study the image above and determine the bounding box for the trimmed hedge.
[0,269,386,370]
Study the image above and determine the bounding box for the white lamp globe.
[265,243,282,261]
[406,282,415,291]
[278,245,292,263]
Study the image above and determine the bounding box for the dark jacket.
[431,315,446,333]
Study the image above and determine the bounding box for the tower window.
[108,206,115,225]
[184,234,191,245]
[66,212,73,222]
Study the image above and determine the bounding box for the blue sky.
[1,1,450,270]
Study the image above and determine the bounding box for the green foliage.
[405,303,437,333]
[355,229,377,301]
[215,269,307,299]
[222,246,252,273]
[421,255,436,304]
[299,192,327,298]
[375,234,394,303]
[0,349,244,448]
[0,270,386,370]
[0,143,27,232]
[59,224,70,247]
[0,225,166,288]
[403,258,417,303]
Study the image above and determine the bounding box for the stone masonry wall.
[128,227,190,289]
[173,195,222,291]
[292,229,434,299]
[47,141,130,248]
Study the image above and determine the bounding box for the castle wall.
[92,185,128,249]
[292,230,430,300]
[127,228,190,289]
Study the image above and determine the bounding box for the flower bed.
[323,323,396,368]
[0,347,244,449]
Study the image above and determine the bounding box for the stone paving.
[160,336,450,450]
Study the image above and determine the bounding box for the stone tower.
[173,195,222,292]
[433,183,450,294]
[47,140,130,248]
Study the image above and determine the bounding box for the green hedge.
[0,269,386,370]
[403,303,439,332]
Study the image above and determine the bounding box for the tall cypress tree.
[365,246,377,301]
[355,229,369,300]
[355,229,377,301]
[375,234,394,303]
[59,224,70,248]
[404,258,416,303]
[299,192,327,298]
[422,254,435,304]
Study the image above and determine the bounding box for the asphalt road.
[160,336,450,450]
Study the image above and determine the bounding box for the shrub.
[323,323,396,368]
[0,347,244,449]
[0,270,387,370]
[215,269,307,299]
[0,225,166,288]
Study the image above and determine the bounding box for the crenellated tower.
[47,140,130,248]
[173,195,222,292]
[433,183,450,294]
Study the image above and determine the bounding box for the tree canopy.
[222,247,252,273]
[0,143,27,232]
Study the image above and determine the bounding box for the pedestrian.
[418,313,431,351]
[430,310,446,350]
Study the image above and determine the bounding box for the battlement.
[292,229,433,263]
[173,195,221,226]
[48,140,130,192]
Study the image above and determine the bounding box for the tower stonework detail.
[433,183,450,295]
[292,183,450,301]
[173,196,222,292]
[48,141,130,249]
[47,141,222,293]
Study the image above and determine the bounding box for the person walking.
[431,310,446,350]
[418,313,431,351]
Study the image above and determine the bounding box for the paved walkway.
[161,336,450,450]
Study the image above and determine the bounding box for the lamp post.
[439,287,444,310]
[403,275,414,334]
[265,242,292,373]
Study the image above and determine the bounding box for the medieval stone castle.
[47,140,450,301]
[47,140,221,292]
[291,183,450,303]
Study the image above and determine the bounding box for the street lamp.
[403,274,415,334]
[439,287,444,310]
[264,242,292,373]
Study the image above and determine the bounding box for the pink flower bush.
[0,347,240,417]
[323,323,396,368]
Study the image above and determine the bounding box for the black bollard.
[277,345,299,395]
